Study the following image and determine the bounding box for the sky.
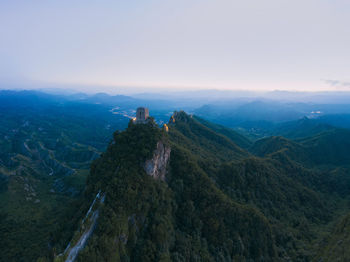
[0,0,349,93]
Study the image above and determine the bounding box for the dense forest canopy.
[48,111,350,262]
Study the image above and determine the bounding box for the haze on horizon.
[0,0,349,93]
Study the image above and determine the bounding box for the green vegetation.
[2,95,350,261]
[193,116,253,149]
[0,95,129,261]
[67,117,276,261]
[49,111,350,261]
[298,128,350,166]
[315,213,350,261]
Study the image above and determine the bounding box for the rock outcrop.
[144,141,170,181]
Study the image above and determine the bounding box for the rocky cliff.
[143,141,171,181]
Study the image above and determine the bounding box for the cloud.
[323,79,350,88]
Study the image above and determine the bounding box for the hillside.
[250,136,307,160]
[251,128,350,167]
[0,91,132,261]
[51,118,276,261]
[272,117,335,139]
[315,213,350,261]
[193,116,252,149]
[298,128,350,166]
[168,112,249,162]
[43,111,350,262]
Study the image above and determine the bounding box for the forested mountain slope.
[193,116,253,149]
[251,128,350,167]
[53,118,276,262]
[315,213,350,261]
[48,111,350,262]
[271,117,335,139]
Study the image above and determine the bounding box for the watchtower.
[135,107,149,123]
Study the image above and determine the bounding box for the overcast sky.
[0,0,349,92]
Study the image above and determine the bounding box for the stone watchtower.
[135,107,149,124]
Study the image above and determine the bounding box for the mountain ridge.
[47,111,350,262]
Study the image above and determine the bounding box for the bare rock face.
[144,141,171,181]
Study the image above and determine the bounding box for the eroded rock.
[144,141,170,181]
